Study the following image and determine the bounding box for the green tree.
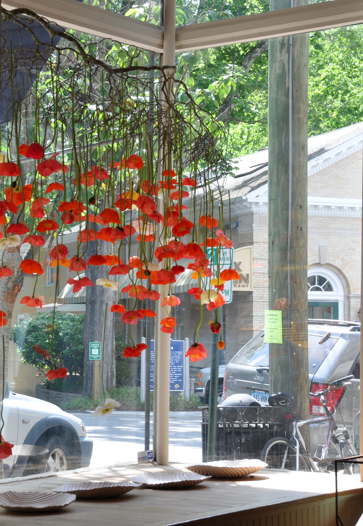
[11,313,85,387]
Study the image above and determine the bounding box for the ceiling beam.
[2,0,164,53]
[175,0,363,52]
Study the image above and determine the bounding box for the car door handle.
[22,419,30,424]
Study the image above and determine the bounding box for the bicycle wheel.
[261,438,312,471]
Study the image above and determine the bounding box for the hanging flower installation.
[0,7,240,426]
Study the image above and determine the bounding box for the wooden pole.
[268,0,309,421]
[93,361,100,402]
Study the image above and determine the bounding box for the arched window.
[308,268,344,320]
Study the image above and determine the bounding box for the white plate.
[187,459,268,478]
[132,471,210,489]
[55,481,140,499]
[0,491,76,512]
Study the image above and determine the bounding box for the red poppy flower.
[7,223,30,235]
[215,229,233,248]
[202,238,219,247]
[90,166,109,180]
[148,211,163,223]
[61,212,75,224]
[208,320,221,334]
[182,177,196,187]
[46,367,68,381]
[46,182,65,193]
[23,142,44,159]
[137,234,155,243]
[6,184,32,206]
[104,255,121,266]
[127,155,143,170]
[76,172,95,187]
[0,311,7,327]
[160,316,177,334]
[99,208,121,224]
[171,265,185,275]
[164,210,179,227]
[161,295,181,307]
[49,244,69,259]
[30,203,45,218]
[58,201,86,213]
[124,343,147,358]
[88,255,107,266]
[23,234,45,247]
[154,245,176,262]
[67,277,94,293]
[185,342,208,362]
[169,190,189,200]
[97,226,134,243]
[162,169,176,177]
[20,296,43,308]
[20,259,44,275]
[86,214,105,225]
[110,304,126,314]
[188,287,203,300]
[114,196,132,211]
[137,309,157,318]
[135,195,157,215]
[217,340,225,350]
[168,240,186,260]
[0,266,12,278]
[206,293,226,311]
[220,268,240,281]
[172,217,193,237]
[200,215,218,229]
[138,289,160,301]
[152,269,176,285]
[0,436,14,459]
[36,219,59,233]
[159,179,177,191]
[121,285,147,298]
[0,162,21,177]
[0,200,17,215]
[174,204,188,213]
[184,242,204,260]
[37,158,63,177]
[121,310,144,325]
[69,257,87,272]
[109,264,129,275]
[140,180,158,196]
[78,229,97,243]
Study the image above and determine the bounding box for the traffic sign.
[205,247,234,304]
[89,341,102,360]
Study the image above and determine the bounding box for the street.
[72,411,203,468]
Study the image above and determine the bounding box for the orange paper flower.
[20,259,44,275]
[20,296,43,308]
[185,342,208,362]
[46,367,68,381]
[124,343,147,358]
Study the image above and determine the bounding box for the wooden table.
[1,463,363,526]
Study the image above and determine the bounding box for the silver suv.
[223,320,361,450]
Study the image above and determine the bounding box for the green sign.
[89,341,102,361]
[264,310,283,344]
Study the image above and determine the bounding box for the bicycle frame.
[294,414,336,471]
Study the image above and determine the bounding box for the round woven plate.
[55,481,140,499]
[187,459,268,478]
[132,471,210,489]
[0,491,75,512]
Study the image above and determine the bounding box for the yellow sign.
[264,310,283,344]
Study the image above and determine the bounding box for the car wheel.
[43,436,71,473]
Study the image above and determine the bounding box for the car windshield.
[230,331,339,373]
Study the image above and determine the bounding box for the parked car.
[2,383,93,478]
[195,365,226,404]
[223,320,361,452]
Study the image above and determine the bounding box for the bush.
[11,312,85,391]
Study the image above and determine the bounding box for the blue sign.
[150,340,184,392]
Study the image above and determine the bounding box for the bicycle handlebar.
[309,375,354,398]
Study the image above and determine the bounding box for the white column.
[155,0,176,466]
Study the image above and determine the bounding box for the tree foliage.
[11,312,85,377]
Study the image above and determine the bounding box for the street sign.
[205,247,234,304]
[89,341,102,361]
[150,339,184,391]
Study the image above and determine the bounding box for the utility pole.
[268,0,309,421]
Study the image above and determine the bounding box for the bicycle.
[261,375,358,472]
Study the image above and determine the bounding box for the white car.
[2,384,93,478]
